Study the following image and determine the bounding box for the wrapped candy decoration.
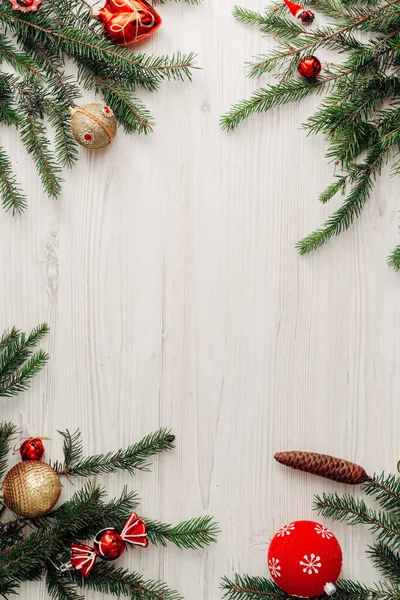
[68,512,148,577]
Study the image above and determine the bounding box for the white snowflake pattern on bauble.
[300,554,322,574]
[314,524,333,539]
[269,557,281,578]
[276,523,295,537]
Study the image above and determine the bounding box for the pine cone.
[274,451,370,485]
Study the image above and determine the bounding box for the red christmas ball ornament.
[20,438,45,461]
[94,529,125,561]
[267,520,342,598]
[93,0,162,46]
[298,56,322,79]
[283,0,314,24]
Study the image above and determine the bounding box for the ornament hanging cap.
[283,0,304,18]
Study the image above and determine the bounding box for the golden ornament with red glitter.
[92,0,162,46]
[298,56,322,79]
[20,437,45,461]
[69,103,117,150]
[2,461,62,518]
[8,0,42,12]
[283,0,314,24]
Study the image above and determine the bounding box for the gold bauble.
[69,103,117,150]
[3,461,62,518]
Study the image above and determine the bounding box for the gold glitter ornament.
[69,103,117,150]
[3,461,62,518]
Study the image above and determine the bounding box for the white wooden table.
[1,1,400,597]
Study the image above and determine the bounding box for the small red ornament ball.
[94,529,125,561]
[298,56,322,79]
[267,520,342,598]
[20,438,45,461]
[298,9,315,24]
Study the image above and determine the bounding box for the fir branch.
[72,562,183,600]
[0,421,17,480]
[221,574,287,599]
[46,567,84,600]
[57,429,175,477]
[0,483,105,586]
[364,474,400,517]
[367,542,400,581]
[0,323,49,397]
[0,12,196,82]
[0,327,20,353]
[387,245,400,271]
[224,0,400,262]
[221,77,323,131]
[145,515,219,549]
[0,0,197,207]
[58,429,83,471]
[0,147,27,214]
[314,492,400,549]
[0,34,41,77]
[18,90,63,198]
[297,138,392,254]
[335,580,400,600]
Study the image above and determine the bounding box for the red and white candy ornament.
[67,513,148,577]
[268,520,342,597]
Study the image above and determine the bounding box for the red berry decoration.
[68,513,148,577]
[20,438,45,461]
[268,520,342,598]
[283,0,315,24]
[298,56,322,79]
[93,0,162,46]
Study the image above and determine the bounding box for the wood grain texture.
[1,0,400,598]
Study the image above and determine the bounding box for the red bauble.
[298,56,322,79]
[20,438,45,461]
[94,529,125,561]
[267,520,342,598]
[94,0,162,46]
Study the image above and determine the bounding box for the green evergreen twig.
[146,515,219,549]
[53,428,175,477]
[222,0,400,267]
[0,323,49,397]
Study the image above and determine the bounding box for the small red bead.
[84,133,92,142]
[20,438,45,461]
[298,9,315,24]
[103,106,111,113]
[298,55,322,79]
[94,529,125,561]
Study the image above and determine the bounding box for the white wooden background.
[1,0,400,598]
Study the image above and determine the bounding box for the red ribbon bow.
[68,513,148,577]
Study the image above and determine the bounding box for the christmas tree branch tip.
[0,323,49,398]
[52,427,176,478]
[222,0,400,266]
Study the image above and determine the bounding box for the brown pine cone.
[274,451,371,485]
